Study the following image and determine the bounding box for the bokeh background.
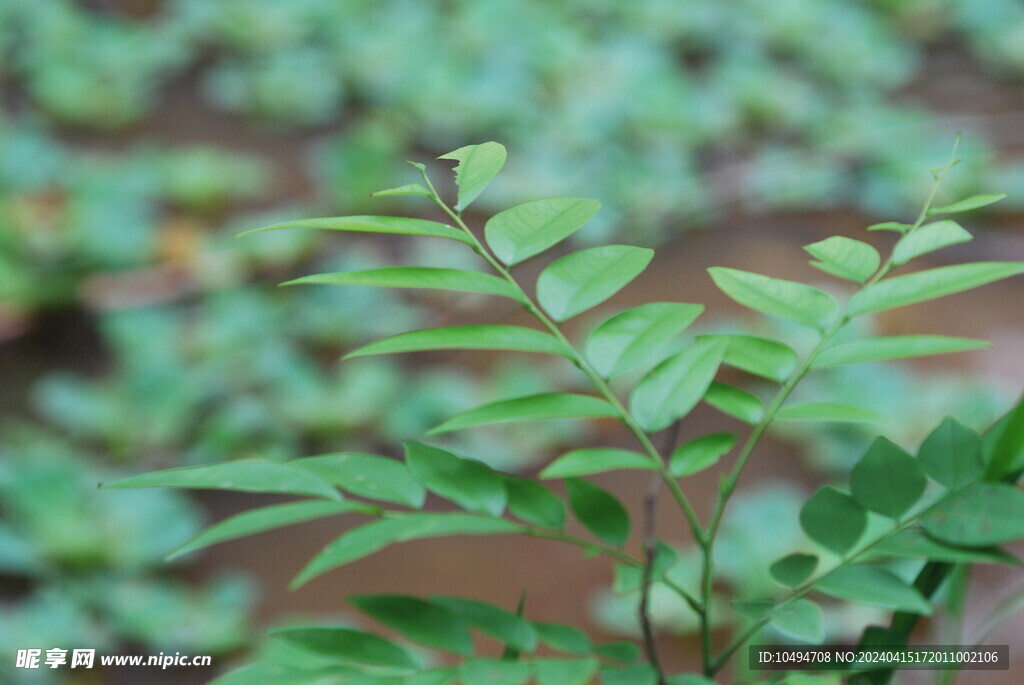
[2,1,1024,683]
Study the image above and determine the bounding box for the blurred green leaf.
[704,382,765,424]
[630,338,727,432]
[283,267,523,301]
[698,334,798,382]
[271,626,419,669]
[345,325,569,359]
[433,596,537,652]
[892,220,972,265]
[460,660,531,685]
[670,433,737,478]
[849,262,1024,315]
[485,198,601,266]
[872,529,1016,564]
[586,303,704,378]
[405,442,507,516]
[922,483,1024,546]
[533,622,593,654]
[350,594,474,656]
[770,553,818,587]
[800,486,868,554]
[812,335,989,367]
[102,461,341,501]
[776,402,883,423]
[429,393,618,435]
[815,565,932,614]
[805,236,880,283]
[565,478,630,547]
[918,418,984,490]
[927,193,1006,216]
[770,600,824,643]
[503,477,565,529]
[850,437,926,519]
[534,658,599,685]
[540,448,656,479]
[537,246,654,321]
[238,215,473,244]
[291,453,426,508]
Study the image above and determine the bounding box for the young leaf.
[927,193,1006,216]
[872,529,1016,564]
[432,596,538,652]
[504,477,565,528]
[271,626,419,669]
[922,482,1024,546]
[776,403,883,423]
[537,245,654,321]
[698,334,799,382]
[428,393,618,435]
[800,486,868,554]
[533,622,592,654]
[371,182,432,198]
[404,442,507,516]
[291,453,426,508]
[534,658,599,685]
[670,433,737,478]
[585,302,704,378]
[815,565,932,614]
[460,660,531,685]
[349,595,474,656]
[850,437,927,519]
[812,335,989,368]
[292,514,523,588]
[804,236,881,283]
[707,267,838,330]
[237,215,472,245]
[848,262,1024,315]
[344,325,570,360]
[770,600,824,643]
[438,142,507,210]
[769,553,819,587]
[484,197,601,266]
[540,448,656,479]
[917,418,984,490]
[703,382,765,424]
[565,478,631,547]
[629,338,728,432]
[102,461,341,501]
[891,220,972,266]
[282,267,523,301]
[168,500,364,560]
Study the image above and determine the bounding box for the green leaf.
[429,393,618,435]
[371,183,431,198]
[812,335,989,367]
[438,142,507,210]
[670,433,737,478]
[613,543,678,594]
[918,418,984,490]
[585,303,704,378]
[922,482,1024,546]
[872,529,1016,564]
[984,395,1024,479]
[867,221,912,232]
[460,660,531,685]
[776,403,883,423]
[704,382,765,424]
[850,437,927,519]
[168,500,363,560]
[593,641,641,664]
[291,453,426,508]
[800,486,868,554]
[770,553,818,587]
[537,245,654,321]
[292,514,523,588]
[540,448,656,479]
[344,325,569,360]
[237,215,472,244]
[804,236,881,283]
[432,597,538,652]
[565,478,631,547]
[404,442,507,516]
[504,477,565,528]
[534,658,599,685]
[601,664,658,685]
[282,267,523,301]
[698,334,798,382]
[629,338,728,432]
[707,267,838,330]
[815,565,932,614]
[484,197,601,266]
[848,262,1024,315]
[770,600,824,643]
[892,220,972,266]
[102,461,341,501]
[210,664,346,685]
[533,622,592,654]
[349,595,474,656]
[732,599,775,620]
[271,626,418,669]
[927,193,1006,216]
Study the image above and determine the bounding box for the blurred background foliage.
[1,0,1023,681]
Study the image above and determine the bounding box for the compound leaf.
[429,393,617,435]
[438,142,507,210]
[344,325,570,360]
[708,267,838,330]
[537,245,654,321]
[565,478,630,547]
[586,303,704,378]
[630,338,727,432]
[485,197,601,265]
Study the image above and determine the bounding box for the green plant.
[107,142,1024,684]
